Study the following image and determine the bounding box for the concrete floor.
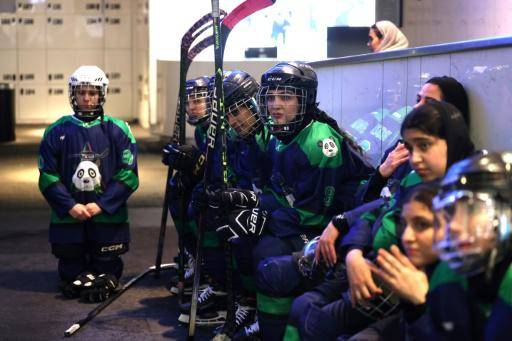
[0,125,214,340]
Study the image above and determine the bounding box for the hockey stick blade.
[64,263,176,337]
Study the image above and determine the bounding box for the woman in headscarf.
[368,20,409,52]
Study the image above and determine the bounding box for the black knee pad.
[92,242,129,256]
[52,243,86,258]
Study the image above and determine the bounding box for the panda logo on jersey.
[72,160,102,192]
[321,137,338,157]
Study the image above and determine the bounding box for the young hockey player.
[38,65,138,302]
[161,76,210,295]
[178,70,270,336]
[432,151,512,340]
[212,61,373,340]
[284,101,475,340]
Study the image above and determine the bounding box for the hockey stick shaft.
[154,11,225,278]
[188,0,276,338]
[64,263,175,337]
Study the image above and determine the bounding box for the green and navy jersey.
[259,120,372,237]
[341,170,422,255]
[38,115,138,239]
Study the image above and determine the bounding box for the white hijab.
[375,20,409,52]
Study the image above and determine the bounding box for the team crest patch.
[122,149,134,165]
[321,137,338,157]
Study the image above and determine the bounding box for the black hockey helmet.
[258,61,318,137]
[222,70,262,140]
[185,76,211,127]
[433,151,512,277]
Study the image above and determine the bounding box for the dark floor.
[0,126,214,340]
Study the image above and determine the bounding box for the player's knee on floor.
[256,255,302,296]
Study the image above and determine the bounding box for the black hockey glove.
[209,188,259,211]
[216,207,268,242]
[80,273,119,303]
[162,144,205,177]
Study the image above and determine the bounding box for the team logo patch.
[122,149,134,165]
[321,137,338,157]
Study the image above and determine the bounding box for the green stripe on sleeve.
[38,171,61,193]
[498,265,512,305]
[113,169,139,191]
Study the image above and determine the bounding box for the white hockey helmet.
[68,66,109,120]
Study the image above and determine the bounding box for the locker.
[17,85,49,124]
[74,15,103,49]
[0,15,17,49]
[74,0,102,15]
[105,49,132,83]
[104,83,133,120]
[46,0,75,14]
[134,13,148,49]
[104,14,131,49]
[18,49,46,84]
[0,49,17,83]
[46,49,75,83]
[46,15,75,49]
[16,14,45,49]
[74,49,104,70]
[48,85,72,122]
[105,1,131,12]
[16,0,46,14]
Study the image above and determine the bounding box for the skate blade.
[178,310,227,326]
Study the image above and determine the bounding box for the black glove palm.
[216,207,268,241]
[209,188,259,210]
[162,144,205,177]
[80,273,119,303]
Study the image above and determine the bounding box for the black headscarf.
[401,100,475,168]
[426,76,470,128]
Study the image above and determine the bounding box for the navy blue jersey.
[38,115,138,244]
[259,120,372,237]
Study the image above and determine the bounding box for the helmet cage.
[353,278,400,321]
[433,189,511,276]
[226,97,262,141]
[69,84,106,119]
[258,84,307,137]
[185,89,211,127]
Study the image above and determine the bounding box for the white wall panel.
[74,15,103,49]
[46,15,75,49]
[105,49,132,83]
[46,0,76,14]
[74,49,104,69]
[74,0,102,15]
[420,54,451,83]
[104,83,132,120]
[47,85,72,123]
[17,85,48,124]
[16,14,45,49]
[18,49,46,84]
[105,14,131,49]
[0,50,17,83]
[46,50,76,84]
[0,15,17,49]
[16,0,46,14]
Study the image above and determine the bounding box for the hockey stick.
[64,263,176,337]
[154,10,226,280]
[187,0,276,339]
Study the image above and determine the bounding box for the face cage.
[185,90,211,127]
[258,85,307,137]
[433,190,511,276]
[226,97,262,140]
[69,84,105,118]
[353,272,400,320]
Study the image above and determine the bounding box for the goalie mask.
[223,70,262,141]
[433,151,512,277]
[258,61,317,138]
[185,76,211,128]
[69,66,109,121]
